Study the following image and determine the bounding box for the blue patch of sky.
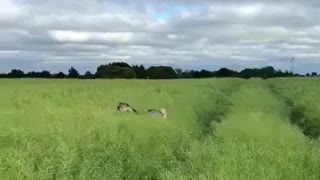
[154,12,172,19]
[151,2,203,20]
[108,0,204,20]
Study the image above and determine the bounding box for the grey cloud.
[0,0,320,74]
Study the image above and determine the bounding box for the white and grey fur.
[117,102,167,119]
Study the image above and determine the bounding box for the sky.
[0,0,320,74]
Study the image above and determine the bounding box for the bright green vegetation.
[270,78,320,139]
[0,78,319,180]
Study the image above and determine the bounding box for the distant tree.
[26,71,40,78]
[8,69,25,78]
[239,66,276,79]
[294,73,303,77]
[181,70,193,78]
[285,71,293,77]
[240,68,255,79]
[2,62,309,79]
[68,67,80,78]
[146,66,177,79]
[40,70,51,78]
[109,62,131,68]
[132,65,146,79]
[311,72,318,77]
[96,63,136,79]
[179,70,192,78]
[82,71,95,79]
[175,68,183,78]
[25,71,51,78]
[259,66,276,79]
[190,70,201,78]
[53,72,67,78]
[199,69,213,78]
[214,68,239,77]
[121,67,137,79]
[106,66,123,78]
[274,69,289,77]
[0,73,7,78]
[96,65,107,78]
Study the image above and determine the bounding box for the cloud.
[49,31,134,43]
[0,0,320,73]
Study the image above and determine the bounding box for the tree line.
[0,62,318,79]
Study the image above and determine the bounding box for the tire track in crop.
[210,81,320,179]
[214,82,296,140]
[194,80,244,137]
[269,83,320,139]
[0,87,21,149]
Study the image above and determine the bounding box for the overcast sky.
[1,0,320,73]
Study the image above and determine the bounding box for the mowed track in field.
[0,81,22,144]
[210,80,320,179]
[0,78,319,180]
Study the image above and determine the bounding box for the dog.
[147,108,167,120]
[117,102,167,119]
[117,102,138,113]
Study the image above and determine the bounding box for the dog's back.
[147,108,167,119]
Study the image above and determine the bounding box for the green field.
[0,78,320,180]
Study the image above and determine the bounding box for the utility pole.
[291,57,295,75]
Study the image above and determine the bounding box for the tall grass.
[205,81,320,179]
[0,78,319,179]
[270,78,320,139]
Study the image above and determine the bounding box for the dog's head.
[117,102,137,112]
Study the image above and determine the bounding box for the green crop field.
[0,78,320,180]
